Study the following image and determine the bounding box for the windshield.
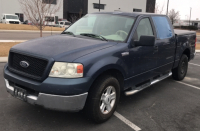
[64,14,135,42]
[6,15,18,19]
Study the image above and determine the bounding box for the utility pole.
[99,0,100,12]
[189,7,192,26]
[166,0,169,15]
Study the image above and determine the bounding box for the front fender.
[84,56,127,82]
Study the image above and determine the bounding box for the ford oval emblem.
[20,61,29,68]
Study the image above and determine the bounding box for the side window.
[152,16,172,39]
[135,18,154,40]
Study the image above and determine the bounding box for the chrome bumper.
[4,79,88,112]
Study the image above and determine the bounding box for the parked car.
[53,21,71,28]
[23,20,33,25]
[44,14,59,26]
[58,18,68,21]
[4,12,196,123]
[0,14,21,24]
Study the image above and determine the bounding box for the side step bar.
[125,72,172,96]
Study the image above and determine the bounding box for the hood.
[11,35,117,62]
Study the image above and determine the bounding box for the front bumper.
[4,64,92,95]
[4,79,88,111]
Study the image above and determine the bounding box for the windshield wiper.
[62,31,76,37]
[80,33,108,41]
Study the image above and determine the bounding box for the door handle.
[154,46,158,51]
[163,42,171,45]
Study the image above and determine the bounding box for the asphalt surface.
[0,30,62,40]
[0,53,200,131]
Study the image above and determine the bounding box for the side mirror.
[135,35,155,46]
[3,17,5,19]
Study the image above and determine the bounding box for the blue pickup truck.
[4,12,196,123]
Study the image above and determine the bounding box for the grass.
[1,42,200,57]
[0,23,64,31]
[0,42,20,56]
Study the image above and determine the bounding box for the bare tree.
[168,9,180,25]
[69,9,83,23]
[18,0,61,37]
[155,3,164,14]
[70,14,79,23]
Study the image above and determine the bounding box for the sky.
[156,0,200,20]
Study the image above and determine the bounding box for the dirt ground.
[197,43,200,50]
[0,23,64,31]
[0,42,20,56]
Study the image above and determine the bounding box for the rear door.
[151,16,176,73]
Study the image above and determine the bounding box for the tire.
[172,54,188,81]
[84,75,120,123]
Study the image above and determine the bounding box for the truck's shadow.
[8,77,174,130]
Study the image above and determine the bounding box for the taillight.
[195,37,197,48]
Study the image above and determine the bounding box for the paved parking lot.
[0,53,200,131]
[0,30,61,40]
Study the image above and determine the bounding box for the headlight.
[49,62,83,78]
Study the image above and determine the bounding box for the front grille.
[8,52,48,80]
[9,21,19,24]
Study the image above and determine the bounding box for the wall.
[63,0,88,21]
[146,0,155,13]
[88,0,147,13]
[0,0,63,21]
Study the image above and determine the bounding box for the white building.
[63,0,155,21]
[87,0,147,13]
[0,0,63,22]
[0,0,155,22]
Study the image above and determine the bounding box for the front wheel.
[85,75,120,123]
[172,54,188,81]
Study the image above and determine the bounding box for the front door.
[128,17,159,86]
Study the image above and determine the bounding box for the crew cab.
[3,12,196,123]
[1,14,21,24]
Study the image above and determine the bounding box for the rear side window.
[152,16,173,39]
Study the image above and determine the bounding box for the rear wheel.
[172,54,188,81]
[85,75,120,123]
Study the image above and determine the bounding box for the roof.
[2,14,18,16]
[91,11,166,17]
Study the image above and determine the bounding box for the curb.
[0,29,63,32]
[0,57,8,63]
[0,40,26,42]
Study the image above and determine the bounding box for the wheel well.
[183,48,190,60]
[94,69,124,91]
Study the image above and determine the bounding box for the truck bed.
[174,29,196,36]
